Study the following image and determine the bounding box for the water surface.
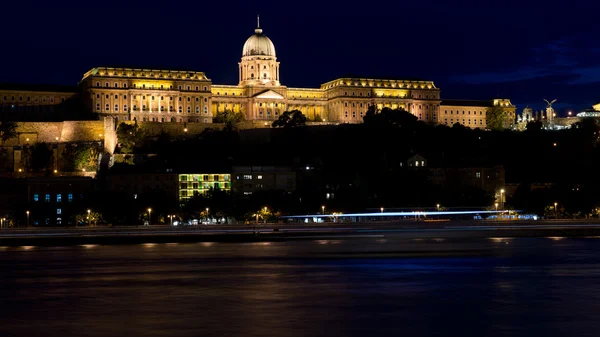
[0,236,599,337]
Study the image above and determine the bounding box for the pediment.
[253,90,285,100]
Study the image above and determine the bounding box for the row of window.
[1,95,59,103]
[95,93,208,103]
[180,182,231,190]
[179,174,231,182]
[444,119,485,126]
[444,110,485,115]
[342,92,437,99]
[97,103,208,114]
[240,175,263,180]
[95,82,208,91]
[135,117,209,123]
[33,193,74,202]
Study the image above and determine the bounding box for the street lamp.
[87,209,91,227]
[495,203,498,211]
[168,215,174,226]
[554,202,558,219]
[263,207,268,224]
[380,207,384,213]
[436,204,440,211]
[500,189,505,210]
[147,208,152,226]
[205,208,209,224]
[321,205,325,215]
[26,210,30,228]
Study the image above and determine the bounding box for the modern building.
[178,173,232,203]
[0,18,515,129]
[232,165,296,195]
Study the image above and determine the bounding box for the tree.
[116,122,146,153]
[486,105,508,131]
[525,120,543,132]
[0,120,17,144]
[73,210,103,227]
[62,143,101,172]
[213,110,245,130]
[0,148,10,172]
[363,106,418,127]
[29,142,54,172]
[272,110,307,128]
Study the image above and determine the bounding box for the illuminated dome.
[242,25,276,57]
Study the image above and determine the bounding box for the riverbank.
[1,220,600,246]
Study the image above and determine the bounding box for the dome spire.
[255,15,263,34]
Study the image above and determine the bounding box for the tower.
[239,16,280,86]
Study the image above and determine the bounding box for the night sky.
[2,0,599,114]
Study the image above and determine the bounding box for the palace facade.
[0,19,515,129]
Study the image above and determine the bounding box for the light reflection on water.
[0,236,599,337]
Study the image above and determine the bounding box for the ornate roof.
[242,18,276,57]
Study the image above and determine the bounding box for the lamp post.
[500,189,505,211]
[321,205,325,215]
[436,204,440,211]
[380,207,384,213]
[206,208,209,224]
[554,202,558,219]
[87,209,91,227]
[147,208,152,226]
[495,203,498,212]
[26,210,30,228]
[263,207,267,224]
[169,215,174,226]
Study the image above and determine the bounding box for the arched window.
[160,106,164,112]
[204,118,208,123]
[204,106,208,114]
[263,73,267,78]
[171,117,175,122]
[187,106,191,113]
[187,86,191,90]
[114,83,118,88]
[105,103,109,111]
[251,73,254,78]
[178,106,182,113]
[96,103,100,111]
[195,106,200,113]
[133,105,137,111]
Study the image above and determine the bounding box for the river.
[0,235,599,336]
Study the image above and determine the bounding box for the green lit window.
[180,175,188,181]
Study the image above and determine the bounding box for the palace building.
[0,18,515,129]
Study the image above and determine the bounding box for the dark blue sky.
[2,0,599,115]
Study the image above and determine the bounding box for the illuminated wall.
[178,173,232,202]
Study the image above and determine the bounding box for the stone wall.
[2,121,105,147]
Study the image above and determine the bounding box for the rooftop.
[0,83,77,93]
[440,99,494,107]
